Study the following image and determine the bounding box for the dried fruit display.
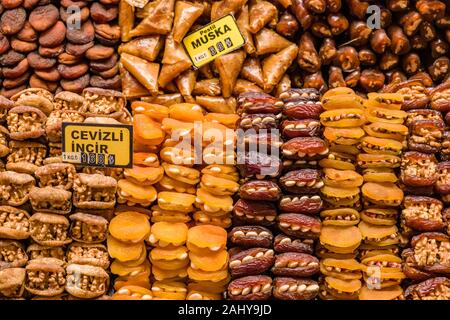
[0,0,121,97]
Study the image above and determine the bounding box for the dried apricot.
[149,222,188,247]
[109,211,150,243]
[107,235,145,262]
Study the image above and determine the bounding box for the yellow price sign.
[62,122,133,168]
[183,14,245,68]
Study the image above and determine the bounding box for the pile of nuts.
[0,0,121,98]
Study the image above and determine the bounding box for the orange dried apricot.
[152,265,188,281]
[359,284,403,300]
[189,250,229,272]
[152,281,187,300]
[160,146,195,167]
[109,211,151,243]
[124,166,164,185]
[187,267,229,282]
[131,101,169,122]
[169,103,205,122]
[320,225,362,254]
[134,114,165,146]
[157,191,196,212]
[111,260,151,277]
[107,235,146,262]
[113,272,151,291]
[187,225,227,252]
[156,175,197,194]
[200,174,240,196]
[201,165,239,182]
[195,188,234,214]
[133,152,160,167]
[149,222,188,247]
[113,285,154,300]
[162,163,200,185]
[204,113,240,129]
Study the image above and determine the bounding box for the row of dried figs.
[0,87,135,300]
[0,0,121,98]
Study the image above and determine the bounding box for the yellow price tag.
[62,122,133,168]
[183,14,245,68]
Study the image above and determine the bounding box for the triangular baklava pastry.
[121,53,160,96]
[129,0,175,37]
[214,49,246,98]
[172,1,204,43]
[262,44,298,92]
[255,28,293,55]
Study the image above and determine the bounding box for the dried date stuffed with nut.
[233,199,277,226]
[278,213,322,239]
[436,162,450,199]
[411,232,450,274]
[227,275,272,300]
[408,120,443,154]
[273,234,314,254]
[402,196,445,232]
[273,277,319,300]
[279,169,323,194]
[401,151,438,187]
[239,113,279,131]
[239,180,281,201]
[237,92,283,115]
[405,277,450,300]
[282,137,329,160]
[228,226,273,248]
[279,194,323,215]
[229,247,275,277]
[281,119,321,138]
[237,151,282,180]
[272,252,319,277]
[430,83,450,113]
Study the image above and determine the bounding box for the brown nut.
[416,0,446,21]
[399,11,422,36]
[359,48,377,67]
